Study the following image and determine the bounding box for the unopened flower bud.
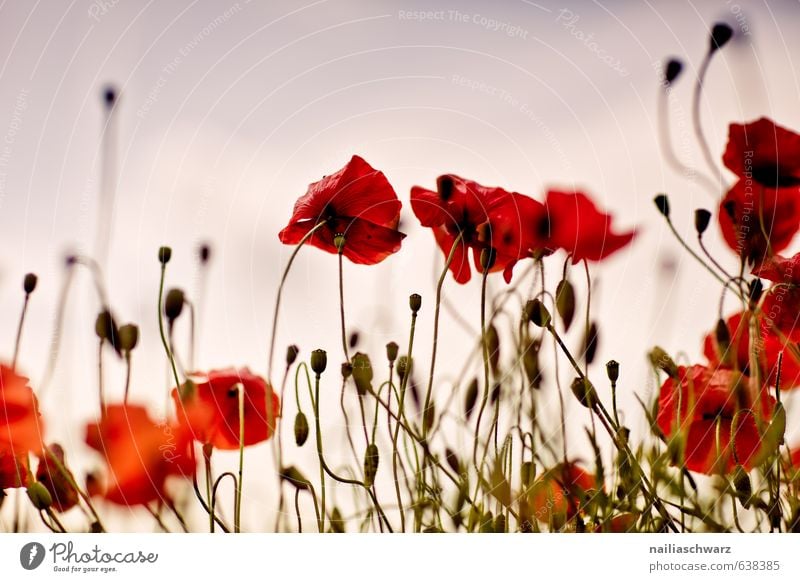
[570,377,598,409]
[606,360,620,384]
[351,352,373,396]
[386,341,399,363]
[286,344,299,367]
[310,349,327,375]
[158,246,172,264]
[648,346,678,377]
[527,299,551,328]
[199,243,211,264]
[664,58,683,85]
[27,481,53,510]
[654,194,670,218]
[583,322,599,365]
[363,443,379,487]
[694,209,711,235]
[464,378,479,419]
[349,331,359,349]
[294,412,309,447]
[520,461,535,488]
[280,466,310,490]
[445,448,460,473]
[710,22,733,52]
[396,356,411,381]
[555,279,575,331]
[409,293,422,314]
[95,309,121,356]
[164,288,185,322]
[733,465,752,508]
[118,324,139,353]
[23,273,38,294]
[749,279,763,305]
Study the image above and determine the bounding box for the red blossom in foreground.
[411,175,544,283]
[0,449,29,490]
[0,364,44,455]
[719,118,800,263]
[528,462,599,527]
[172,368,280,450]
[752,253,800,342]
[703,311,800,390]
[36,444,79,513]
[278,155,405,265]
[85,404,195,506]
[656,365,774,474]
[540,190,636,264]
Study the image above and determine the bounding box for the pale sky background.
[2,0,800,531]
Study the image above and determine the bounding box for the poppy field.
[3,17,800,535]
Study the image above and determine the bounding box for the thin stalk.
[12,293,31,369]
[338,249,350,363]
[235,384,245,532]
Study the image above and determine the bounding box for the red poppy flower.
[704,311,800,389]
[36,444,79,513]
[278,155,405,265]
[0,449,29,490]
[528,462,598,527]
[752,253,800,342]
[540,190,636,264]
[718,180,800,264]
[723,118,800,187]
[410,175,544,283]
[656,365,774,474]
[85,404,195,506]
[0,364,44,455]
[172,368,280,450]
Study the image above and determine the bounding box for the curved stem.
[267,221,328,382]
[157,263,181,390]
[692,52,722,182]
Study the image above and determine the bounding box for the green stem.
[235,384,245,533]
[157,263,181,389]
[338,249,350,363]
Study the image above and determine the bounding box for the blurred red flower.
[36,444,79,513]
[0,449,30,490]
[172,368,280,450]
[540,190,636,264]
[528,462,598,528]
[0,364,44,455]
[656,365,774,474]
[704,310,800,389]
[719,118,800,263]
[278,155,405,264]
[752,253,800,342]
[85,404,195,506]
[410,175,544,283]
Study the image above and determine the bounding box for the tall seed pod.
[464,378,479,419]
[364,443,379,487]
[294,412,309,447]
[556,278,576,331]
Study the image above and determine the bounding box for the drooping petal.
[723,118,800,187]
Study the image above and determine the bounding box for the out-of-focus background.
[1,0,799,530]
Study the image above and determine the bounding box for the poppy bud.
[386,341,399,363]
[294,412,309,447]
[570,377,598,409]
[464,378,479,419]
[103,85,117,107]
[95,309,121,356]
[486,324,500,373]
[349,331,359,349]
[158,246,172,265]
[118,324,139,353]
[445,448,460,473]
[648,346,678,377]
[663,58,683,85]
[437,175,454,202]
[333,233,346,253]
[26,481,53,510]
[280,466,310,490]
[199,243,211,264]
[555,279,576,331]
[527,299,551,328]
[23,273,38,294]
[423,403,435,433]
[364,443,379,487]
[164,288,185,322]
[522,339,542,390]
[480,247,497,270]
[733,465,752,508]
[582,322,599,365]
[310,349,327,375]
[341,362,352,379]
[606,360,620,384]
[351,352,373,396]
[710,23,733,52]
[494,514,507,533]
[694,209,711,235]
[409,293,422,314]
[396,356,411,381]
[286,344,299,367]
[749,279,763,305]
[653,194,670,218]
[520,461,535,488]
